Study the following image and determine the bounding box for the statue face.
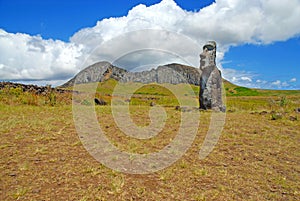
[200,42,216,69]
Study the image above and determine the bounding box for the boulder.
[94,98,107,106]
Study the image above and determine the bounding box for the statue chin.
[200,61,206,68]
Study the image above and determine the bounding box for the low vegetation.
[0,80,299,200]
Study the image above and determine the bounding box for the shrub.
[271,113,283,120]
[279,96,289,107]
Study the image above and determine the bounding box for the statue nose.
[200,54,206,59]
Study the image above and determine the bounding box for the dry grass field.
[0,81,299,200]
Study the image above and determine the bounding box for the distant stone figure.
[199,41,225,112]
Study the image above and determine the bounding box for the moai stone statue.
[199,41,225,112]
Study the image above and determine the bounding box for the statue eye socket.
[203,45,214,51]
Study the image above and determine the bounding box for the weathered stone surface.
[199,41,225,112]
[115,63,201,85]
[61,61,113,87]
[61,62,201,87]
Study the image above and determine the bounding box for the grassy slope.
[70,78,300,97]
[70,79,300,112]
[1,80,300,200]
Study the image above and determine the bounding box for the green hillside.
[68,78,300,97]
[61,79,300,113]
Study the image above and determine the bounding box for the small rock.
[94,98,107,106]
[181,107,192,112]
[295,108,300,113]
[9,173,16,177]
[259,111,268,115]
[32,188,41,193]
[289,116,297,121]
[174,106,193,112]
[257,157,263,161]
[150,102,156,107]
[220,106,226,113]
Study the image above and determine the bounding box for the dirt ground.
[0,101,299,200]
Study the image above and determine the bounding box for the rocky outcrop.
[0,82,68,94]
[61,61,201,87]
[121,63,200,85]
[61,61,116,87]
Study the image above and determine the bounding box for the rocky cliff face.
[61,61,201,87]
[60,61,116,87]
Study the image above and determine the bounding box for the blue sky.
[0,0,214,41]
[0,0,299,89]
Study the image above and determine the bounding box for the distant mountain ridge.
[61,61,201,87]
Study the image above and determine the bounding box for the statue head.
[200,41,216,69]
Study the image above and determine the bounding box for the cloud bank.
[1,0,300,88]
[0,29,83,80]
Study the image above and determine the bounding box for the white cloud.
[256,79,268,85]
[260,78,299,89]
[241,77,252,82]
[290,78,297,82]
[1,0,300,87]
[220,67,256,86]
[0,30,83,81]
[271,80,281,87]
[282,81,289,87]
[238,78,300,89]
